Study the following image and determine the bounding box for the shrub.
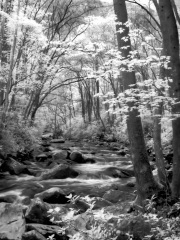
[0,112,41,155]
[63,118,102,140]
[63,115,129,144]
[47,194,180,240]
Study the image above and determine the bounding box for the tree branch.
[126,0,161,30]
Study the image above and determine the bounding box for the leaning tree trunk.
[113,0,160,205]
[156,0,180,199]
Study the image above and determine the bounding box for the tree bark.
[156,0,180,199]
[95,57,100,120]
[78,81,86,123]
[153,105,169,187]
[30,90,40,124]
[0,0,13,106]
[113,0,159,205]
[23,91,34,120]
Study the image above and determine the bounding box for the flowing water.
[0,141,135,204]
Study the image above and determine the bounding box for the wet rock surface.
[50,138,65,143]
[34,187,69,204]
[0,138,138,240]
[22,230,47,240]
[0,202,25,240]
[37,164,79,180]
[25,198,52,224]
[1,157,32,175]
[25,224,67,240]
[69,151,86,163]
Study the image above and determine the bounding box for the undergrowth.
[47,194,180,240]
[0,112,42,155]
[63,116,128,144]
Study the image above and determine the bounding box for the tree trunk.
[78,81,86,123]
[30,90,40,124]
[113,0,159,205]
[95,57,100,120]
[4,0,20,112]
[84,81,92,123]
[153,57,169,188]
[54,104,58,138]
[30,107,38,126]
[153,105,169,187]
[0,0,13,106]
[23,92,34,120]
[156,0,180,199]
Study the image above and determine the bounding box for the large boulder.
[68,197,112,212]
[25,198,51,224]
[38,164,79,180]
[40,141,51,147]
[102,167,134,178]
[22,230,46,240]
[103,190,133,203]
[34,187,69,204]
[0,195,18,203]
[46,161,59,169]
[21,182,45,205]
[52,150,68,160]
[25,224,68,240]
[36,154,48,162]
[50,138,65,143]
[69,151,86,163]
[118,215,152,239]
[1,157,32,175]
[0,203,25,240]
[117,150,127,156]
[83,156,96,163]
[68,199,90,213]
[41,133,53,140]
[92,197,113,210]
[116,233,129,240]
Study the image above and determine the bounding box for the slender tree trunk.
[153,57,169,188]
[23,92,34,120]
[113,0,159,205]
[78,81,86,123]
[30,90,40,124]
[4,0,20,112]
[95,57,100,120]
[153,105,169,187]
[69,84,75,117]
[54,104,58,138]
[0,0,12,106]
[96,79,100,119]
[9,91,16,111]
[30,107,38,126]
[84,81,92,123]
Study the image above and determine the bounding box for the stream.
[0,140,135,205]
